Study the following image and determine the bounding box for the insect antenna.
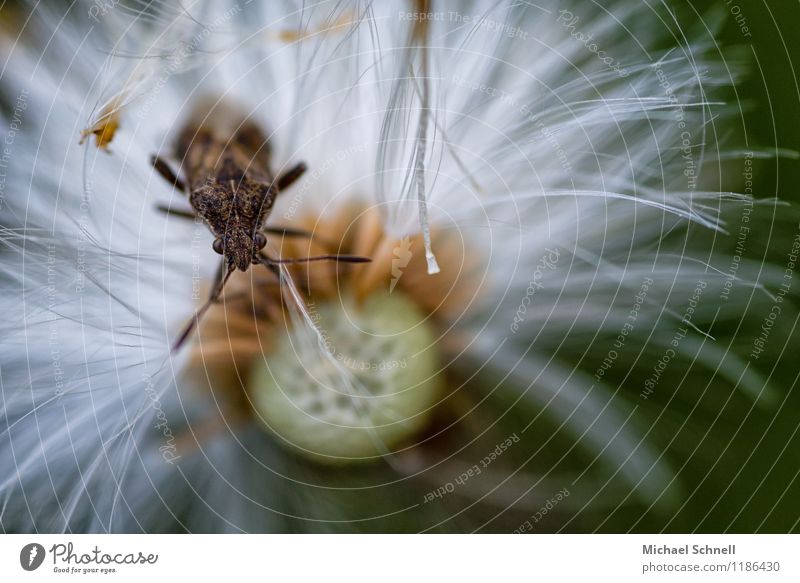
[257,253,371,266]
[172,255,370,352]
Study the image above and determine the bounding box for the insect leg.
[151,155,187,192]
[274,162,307,191]
[156,203,196,220]
[172,260,233,352]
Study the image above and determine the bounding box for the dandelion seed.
[79,92,126,152]
[271,12,356,44]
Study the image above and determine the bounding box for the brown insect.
[152,99,369,351]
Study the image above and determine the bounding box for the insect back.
[151,97,369,351]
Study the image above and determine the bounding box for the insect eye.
[212,238,224,254]
[254,233,267,250]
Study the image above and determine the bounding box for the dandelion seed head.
[251,291,442,462]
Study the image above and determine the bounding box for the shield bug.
[152,99,369,350]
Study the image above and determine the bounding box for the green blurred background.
[719,0,799,199]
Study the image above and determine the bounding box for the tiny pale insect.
[151,99,370,350]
